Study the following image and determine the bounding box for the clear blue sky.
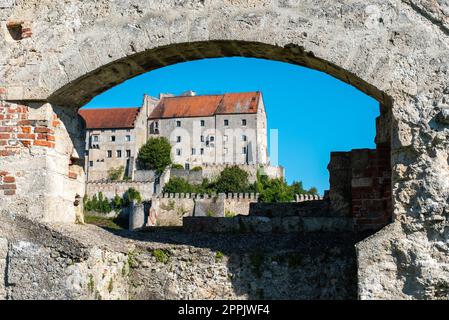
[82,57,379,194]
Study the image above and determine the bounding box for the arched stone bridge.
[1,0,449,299]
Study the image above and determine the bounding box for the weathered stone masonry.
[1,0,449,299]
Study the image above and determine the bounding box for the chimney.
[143,94,159,118]
[180,90,196,97]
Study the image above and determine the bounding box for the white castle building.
[80,91,283,182]
[146,91,268,169]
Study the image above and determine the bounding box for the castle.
[79,91,283,185]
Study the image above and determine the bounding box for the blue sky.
[82,57,379,194]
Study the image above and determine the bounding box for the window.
[126,135,131,142]
[224,119,229,126]
[192,148,196,155]
[210,136,215,142]
[111,129,116,133]
[176,148,181,156]
[111,136,116,142]
[155,121,159,128]
[116,150,122,158]
[242,119,247,126]
[242,147,247,154]
[200,148,204,155]
[176,120,181,127]
[176,136,181,143]
[126,150,131,158]
[200,135,204,142]
[224,148,228,155]
[92,135,99,142]
[85,150,88,156]
[200,120,205,127]
[242,135,247,142]
[126,129,131,132]
[107,150,112,158]
[185,163,190,170]
[223,135,228,142]
[89,161,93,167]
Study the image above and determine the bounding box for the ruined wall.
[0,212,359,300]
[0,101,84,223]
[146,193,261,227]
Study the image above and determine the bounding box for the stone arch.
[47,40,389,108]
[1,0,449,300]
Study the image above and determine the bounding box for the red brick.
[0,87,6,94]
[0,115,4,120]
[21,126,31,133]
[0,133,10,139]
[68,171,78,179]
[0,141,7,146]
[33,140,55,148]
[17,120,32,125]
[21,140,31,147]
[52,121,60,127]
[4,190,15,196]
[3,176,15,183]
[34,127,53,134]
[17,133,35,139]
[0,127,13,132]
[0,184,16,190]
[0,150,13,156]
[0,171,7,176]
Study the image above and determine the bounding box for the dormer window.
[224,119,229,126]
[242,119,247,126]
[176,120,181,127]
[200,120,205,127]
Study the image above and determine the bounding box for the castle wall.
[86,181,154,201]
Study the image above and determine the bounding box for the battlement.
[153,192,321,202]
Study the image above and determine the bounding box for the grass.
[152,248,171,264]
[225,210,235,218]
[87,274,94,293]
[108,278,114,293]
[84,215,126,230]
[215,251,224,263]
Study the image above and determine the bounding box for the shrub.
[137,137,172,174]
[191,166,202,172]
[214,166,250,193]
[111,194,123,212]
[255,172,319,203]
[107,166,124,181]
[162,177,194,194]
[152,249,170,264]
[171,163,184,169]
[123,188,142,206]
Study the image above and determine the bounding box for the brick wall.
[328,143,392,231]
[350,144,392,231]
[0,102,60,198]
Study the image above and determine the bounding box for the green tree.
[123,188,142,206]
[111,194,123,212]
[107,166,124,181]
[214,166,250,193]
[163,177,194,194]
[97,192,112,213]
[137,137,172,174]
[256,176,294,203]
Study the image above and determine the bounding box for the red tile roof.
[149,91,261,119]
[78,107,140,129]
